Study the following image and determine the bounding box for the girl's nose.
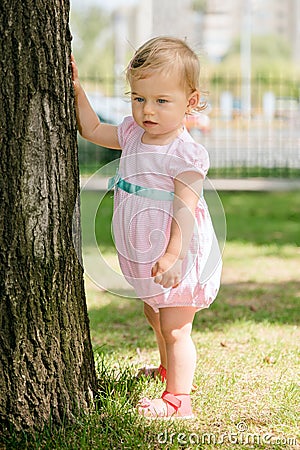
[143,101,154,115]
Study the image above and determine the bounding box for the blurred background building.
[123,0,300,63]
[198,0,299,62]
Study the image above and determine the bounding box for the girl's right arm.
[71,55,121,150]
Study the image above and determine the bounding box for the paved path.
[80,176,300,192]
[206,178,300,191]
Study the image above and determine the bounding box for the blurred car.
[87,92,132,124]
[184,112,211,136]
[78,93,132,171]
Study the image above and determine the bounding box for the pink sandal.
[137,364,167,382]
[137,390,195,419]
[158,364,167,382]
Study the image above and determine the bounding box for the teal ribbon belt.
[108,174,174,201]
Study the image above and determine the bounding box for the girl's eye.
[134,97,144,103]
[157,99,167,104]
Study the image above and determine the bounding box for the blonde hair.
[126,36,206,112]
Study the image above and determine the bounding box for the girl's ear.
[186,90,200,113]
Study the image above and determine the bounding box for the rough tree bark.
[0,0,98,432]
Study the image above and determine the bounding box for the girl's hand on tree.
[151,253,182,289]
[71,54,80,91]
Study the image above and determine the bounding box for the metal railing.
[78,76,300,178]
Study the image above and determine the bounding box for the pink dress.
[113,116,222,313]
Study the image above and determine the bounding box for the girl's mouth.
[143,120,158,127]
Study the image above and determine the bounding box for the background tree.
[70,6,114,84]
[0,0,97,434]
[192,0,207,13]
[215,34,299,79]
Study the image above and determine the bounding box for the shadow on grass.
[194,280,300,330]
[87,280,300,355]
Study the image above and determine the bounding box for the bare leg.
[137,306,197,417]
[143,303,167,369]
[159,306,197,394]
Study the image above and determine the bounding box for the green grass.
[79,163,300,180]
[220,191,300,247]
[3,191,300,449]
[208,167,300,179]
[80,190,300,251]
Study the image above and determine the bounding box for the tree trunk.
[0,0,97,432]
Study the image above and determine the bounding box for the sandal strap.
[161,391,182,411]
[158,364,167,382]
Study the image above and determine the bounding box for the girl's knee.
[159,307,195,343]
[160,323,192,344]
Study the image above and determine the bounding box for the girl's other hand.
[151,253,182,289]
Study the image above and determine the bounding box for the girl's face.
[130,70,199,145]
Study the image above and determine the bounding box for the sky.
[71,0,137,11]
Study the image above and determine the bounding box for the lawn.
[83,190,300,450]
[6,191,300,449]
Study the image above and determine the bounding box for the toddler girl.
[72,36,222,419]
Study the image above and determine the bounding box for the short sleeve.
[168,141,210,179]
[117,116,137,148]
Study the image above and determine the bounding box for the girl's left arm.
[152,171,203,288]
